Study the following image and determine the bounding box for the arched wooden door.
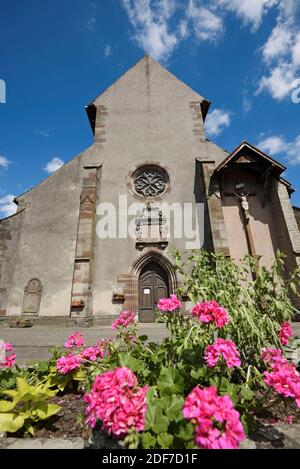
[139,261,169,323]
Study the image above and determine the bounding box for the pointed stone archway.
[117,250,178,321]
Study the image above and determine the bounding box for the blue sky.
[1,0,300,217]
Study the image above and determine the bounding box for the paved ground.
[1,322,299,366]
[0,324,169,365]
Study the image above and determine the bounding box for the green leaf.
[240,385,254,401]
[157,367,184,396]
[73,369,86,381]
[36,361,49,373]
[163,395,184,423]
[145,403,169,434]
[190,367,206,381]
[118,353,144,373]
[141,432,157,449]
[157,432,174,449]
[26,424,35,436]
[15,377,32,399]
[175,422,195,442]
[0,399,17,413]
[241,412,256,435]
[35,402,61,420]
[0,389,18,398]
[138,335,148,342]
[0,413,25,433]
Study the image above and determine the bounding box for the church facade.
[1,56,300,325]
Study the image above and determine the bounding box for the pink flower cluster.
[0,342,16,369]
[84,367,148,438]
[262,348,300,408]
[64,332,85,349]
[111,311,136,330]
[191,301,229,328]
[279,322,292,346]
[183,386,245,449]
[204,339,241,368]
[80,346,102,362]
[157,294,181,312]
[56,353,82,374]
[5,342,13,352]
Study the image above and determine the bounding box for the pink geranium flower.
[157,294,181,312]
[191,301,229,328]
[56,353,82,374]
[279,322,292,346]
[80,346,101,362]
[262,347,300,408]
[261,348,285,365]
[64,332,85,349]
[84,367,148,438]
[111,311,136,330]
[5,342,13,352]
[183,386,245,449]
[0,353,16,369]
[204,339,241,368]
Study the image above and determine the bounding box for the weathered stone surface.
[248,424,300,449]
[240,439,257,449]
[87,430,123,449]
[0,437,85,450]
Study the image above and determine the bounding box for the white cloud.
[257,0,300,100]
[120,0,224,61]
[258,135,286,154]
[43,157,64,174]
[0,155,11,169]
[216,0,279,30]
[242,94,252,114]
[119,1,300,102]
[186,1,223,42]
[262,23,292,61]
[34,130,50,138]
[104,45,112,57]
[258,63,296,100]
[292,32,300,67]
[86,1,97,33]
[258,134,300,164]
[120,0,178,61]
[205,108,231,137]
[0,194,16,218]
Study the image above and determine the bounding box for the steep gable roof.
[214,141,286,174]
[86,56,210,133]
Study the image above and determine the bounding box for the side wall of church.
[0,210,24,316]
[4,150,96,317]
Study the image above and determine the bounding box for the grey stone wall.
[293,207,300,232]
[271,181,300,308]
[0,210,24,315]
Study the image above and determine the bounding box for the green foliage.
[173,249,299,367]
[0,377,60,435]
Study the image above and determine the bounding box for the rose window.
[132,165,169,198]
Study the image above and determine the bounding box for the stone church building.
[1,56,300,325]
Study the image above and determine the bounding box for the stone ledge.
[241,424,300,449]
[0,437,85,450]
[0,316,69,327]
[1,425,300,449]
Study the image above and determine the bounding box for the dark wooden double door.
[139,262,169,323]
